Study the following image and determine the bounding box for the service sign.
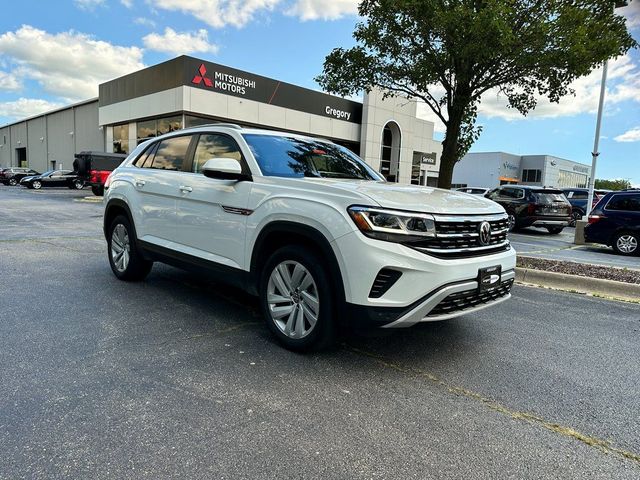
[414,151,437,165]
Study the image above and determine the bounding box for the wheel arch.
[249,221,346,307]
[104,199,135,240]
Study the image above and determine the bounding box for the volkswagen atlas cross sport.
[103,124,516,351]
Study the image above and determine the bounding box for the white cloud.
[287,0,358,20]
[143,28,219,55]
[121,0,134,7]
[619,1,640,29]
[0,98,63,121]
[0,25,144,102]
[0,71,20,91]
[134,17,156,27]
[479,54,640,121]
[614,126,640,143]
[74,0,106,10]
[151,0,281,28]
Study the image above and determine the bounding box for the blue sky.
[0,0,638,184]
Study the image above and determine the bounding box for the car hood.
[307,179,504,215]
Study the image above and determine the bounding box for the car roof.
[163,124,336,145]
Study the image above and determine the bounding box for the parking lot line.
[345,343,640,468]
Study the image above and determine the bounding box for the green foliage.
[317,0,637,188]
[594,178,633,190]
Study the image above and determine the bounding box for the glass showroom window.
[113,124,129,154]
[522,169,542,183]
[380,122,401,182]
[137,116,183,144]
[410,153,421,185]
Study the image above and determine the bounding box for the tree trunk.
[437,96,470,190]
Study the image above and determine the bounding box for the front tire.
[260,245,335,352]
[107,215,153,281]
[32,180,42,190]
[507,212,517,232]
[612,232,639,256]
[8,178,17,186]
[569,210,583,227]
[546,226,564,234]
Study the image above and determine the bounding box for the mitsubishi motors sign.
[184,57,362,123]
[99,55,363,123]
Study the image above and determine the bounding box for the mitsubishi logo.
[478,221,492,246]
[192,64,213,87]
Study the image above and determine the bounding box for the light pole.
[585,0,630,218]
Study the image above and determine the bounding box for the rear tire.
[612,232,639,256]
[546,227,564,234]
[259,245,335,352]
[8,178,17,186]
[107,215,153,281]
[73,179,84,190]
[569,210,583,227]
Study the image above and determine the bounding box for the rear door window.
[606,194,640,212]
[151,136,191,171]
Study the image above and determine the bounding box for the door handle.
[135,180,146,188]
[179,185,193,193]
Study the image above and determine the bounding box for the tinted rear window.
[606,194,640,212]
[532,191,567,203]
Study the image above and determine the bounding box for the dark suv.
[0,167,40,186]
[486,186,572,234]
[562,188,608,226]
[585,191,640,256]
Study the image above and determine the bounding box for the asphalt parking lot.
[1,186,640,479]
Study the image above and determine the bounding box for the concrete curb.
[516,267,640,302]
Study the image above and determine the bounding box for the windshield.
[243,134,384,181]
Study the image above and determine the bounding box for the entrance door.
[16,148,26,167]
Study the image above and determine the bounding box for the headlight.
[347,206,436,243]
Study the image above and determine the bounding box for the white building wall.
[360,89,442,185]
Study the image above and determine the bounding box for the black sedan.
[20,170,84,190]
[1,167,41,186]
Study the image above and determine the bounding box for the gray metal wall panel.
[74,102,104,152]
[0,127,10,167]
[47,110,75,170]
[27,117,47,172]
[453,152,503,188]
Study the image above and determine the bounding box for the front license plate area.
[478,265,502,292]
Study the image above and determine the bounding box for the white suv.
[104,124,516,350]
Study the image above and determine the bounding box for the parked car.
[0,167,41,186]
[104,125,516,351]
[455,187,491,196]
[585,191,640,256]
[20,170,84,190]
[486,185,572,234]
[73,151,127,196]
[562,188,608,226]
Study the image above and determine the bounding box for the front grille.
[408,213,510,259]
[428,279,514,317]
[369,268,402,298]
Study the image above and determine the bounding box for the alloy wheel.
[507,214,516,231]
[111,224,131,272]
[267,261,319,339]
[616,235,638,254]
[32,181,41,190]
[9,178,17,186]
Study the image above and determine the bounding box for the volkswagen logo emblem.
[478,221,492,246]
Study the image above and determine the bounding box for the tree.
[317,0,637,189]
[594,178,632,190]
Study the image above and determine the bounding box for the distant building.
[452,152,591,189]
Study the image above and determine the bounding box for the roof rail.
[185,123,243,130]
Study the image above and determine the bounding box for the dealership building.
[452,152,592,189]
[0,55,442,186]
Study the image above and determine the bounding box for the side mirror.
[201,158,249,181]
